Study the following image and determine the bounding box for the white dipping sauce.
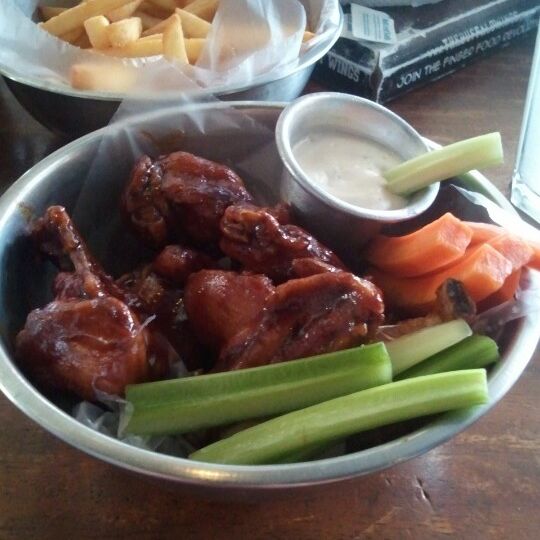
[293,131,408,211]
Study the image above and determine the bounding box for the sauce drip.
[293,131,408,211]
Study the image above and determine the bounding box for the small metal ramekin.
[275,92,439,252]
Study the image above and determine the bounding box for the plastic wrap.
[0,0,340,95]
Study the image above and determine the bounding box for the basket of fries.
[0,0,341,135]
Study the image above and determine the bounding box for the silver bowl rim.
[0,5,342,102]
[275,92,440,221]
[0,100,538,490]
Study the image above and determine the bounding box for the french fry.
[70,63,137,92]
[73,32,93,49]
[163,13,188,62]
[107,0,143,23]
[99,35,163,57]
[39,6,67,21]
[98,35,202,62]
[42,0,304,90]
[134,10,164,30]
[139,0,171,18]
[175,8,211,38]
[84,16,110,50]
[142,14,174,37]
[41,0,136,37]
[186,37,205,64]
[107,17,143,48]
[142,9,210,39]
[183,0,219,22]
[60,26,85,45]
[138,33,163,42]
[147,0,185,11]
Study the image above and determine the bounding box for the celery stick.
[123,343,392,436]
[395,335,499,380]
[275,442,333,464]
[384,132,503,195]
[386,319,472,376]
[190,370,489,465]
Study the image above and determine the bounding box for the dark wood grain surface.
[0,34,539,540]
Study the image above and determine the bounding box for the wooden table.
[0,34,538,540]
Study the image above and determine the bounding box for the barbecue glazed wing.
[116,243,217,370]
[122,151,254,248]
[290,257,343,278]
[376,278,477,340]
[116,262,208,372]
[152,245,214,286]
[184,270,274,351]
[31,205,125,299]
[15,206,166,400]
[214,271,385,371]
[16,297,149,400]
[220,204,346,282]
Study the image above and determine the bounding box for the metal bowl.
[0,3,342,138]
[0,101,538,495]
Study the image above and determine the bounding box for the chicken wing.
[220,204,346,282]
[122,151,254,249]
[16,206,169,400]
[116,262,209,372]
[152,244,215,286]
[32,205,124,299]
[16,296,150,401]
[290,257,343,278]
[213,271,384,371]
[376,278,477,340]
[184,270,274,351]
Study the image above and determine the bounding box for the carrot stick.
[529,249,540,271]
[465,221,503,245]
[371,243,513,315]
[478,269,522,311]
[523,239,540,271]
[486,234,533,270]
[366,213,473,277]
[464,232,531,311]
[466,221,540,270]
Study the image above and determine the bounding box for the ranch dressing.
[293,131,408,211]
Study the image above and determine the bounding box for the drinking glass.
[511,24,540,224]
